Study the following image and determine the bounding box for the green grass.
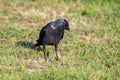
[0,0,120,80]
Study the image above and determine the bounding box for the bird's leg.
[43,45,47,61]
[47,51,49,57]
[55,44,58,60]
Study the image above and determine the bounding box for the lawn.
[0,0,120,80]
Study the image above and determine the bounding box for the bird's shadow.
[16,41,42,51]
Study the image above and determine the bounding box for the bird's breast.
[43,32,62,45]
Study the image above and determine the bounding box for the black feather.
[35,18,70,60]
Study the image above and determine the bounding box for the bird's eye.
[64,23,67,26]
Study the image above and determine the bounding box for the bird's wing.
[37,22,52,42]
[37,27,46,42]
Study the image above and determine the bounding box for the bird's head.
[63,19,70,31]
[52,18,70,31]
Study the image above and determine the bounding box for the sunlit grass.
[0,0,120,80]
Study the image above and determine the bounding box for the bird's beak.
[66,26,70,31]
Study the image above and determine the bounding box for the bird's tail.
[34,43,40,46]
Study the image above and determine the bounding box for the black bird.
[35,18,70,60]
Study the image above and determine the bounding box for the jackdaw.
[35,18,70,60]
